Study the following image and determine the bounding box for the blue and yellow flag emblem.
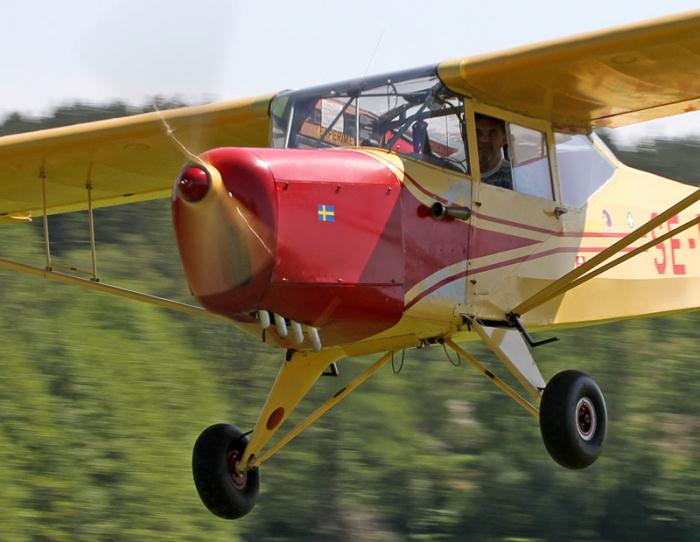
[317,204,335,222]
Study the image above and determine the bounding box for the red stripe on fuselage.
[404,245,638,311]
[398,170,630,239]
[473,211,630,238]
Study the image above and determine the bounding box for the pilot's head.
[475,114,507,172]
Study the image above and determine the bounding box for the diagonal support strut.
[511,187,700,317]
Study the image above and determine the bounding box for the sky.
[3,0,699,143]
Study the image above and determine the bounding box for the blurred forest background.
[0,105,698,542]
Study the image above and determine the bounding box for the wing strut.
[0,256,232,323]
[87,178,98,280]
[40,168,52,271]
[511,188,700,317]
[0,167,232,324]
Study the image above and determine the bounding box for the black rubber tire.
[192,423,260,519]
[539,370,607,469]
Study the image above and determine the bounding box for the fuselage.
[171,67,700,352]
[172,146,700,351]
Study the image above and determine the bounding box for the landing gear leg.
[192,348,343,519]
[190,346,408,518]
[448,324,608,469]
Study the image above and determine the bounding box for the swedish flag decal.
[317,204,335,222]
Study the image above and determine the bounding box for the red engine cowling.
[172,147,406,345]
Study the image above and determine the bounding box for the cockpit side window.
[270,69,469,175]
[555,133,616,208]
[475,113,554,200]
[508,123,554,200]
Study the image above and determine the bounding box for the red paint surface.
[404,242,644,311]
[173,147,582,346]
[266,407,285,431]
[400,190,469,291]
[473,210,628,238]
[177,166,210,203]
[172,148,277,312]
[175,148,409,344]
[667,215,687,275]
[469,226,539,259]
[263,283,404,345]
[650,212,667,274]
[260,148,406,342]
[271,159,403,285]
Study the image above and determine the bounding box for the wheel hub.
[575,397,597,441]
[227,450,248,490]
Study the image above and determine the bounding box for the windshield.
[270,66,469,174]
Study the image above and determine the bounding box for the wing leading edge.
[2,11,699,222]
[0,95,272,223]
[438,10,700,131]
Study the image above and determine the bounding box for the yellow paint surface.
[438,10,700,130]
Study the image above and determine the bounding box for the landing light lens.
[177,166,210,203]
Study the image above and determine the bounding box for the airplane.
[1,10,699,520]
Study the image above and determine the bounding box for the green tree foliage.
[598,130,700,186]
[0,98,186,137]
[0,104,698,541]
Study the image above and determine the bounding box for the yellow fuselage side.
[364,152,699,348]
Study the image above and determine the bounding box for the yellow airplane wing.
[0,95,272,224]
[3,10,699,225]
[438,10,700,131]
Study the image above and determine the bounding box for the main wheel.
[539,370,607,469]
[192,423,260,519]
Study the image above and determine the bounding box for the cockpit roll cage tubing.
[384,94,433,150]
[278,77,466,163]
[273,64,438,104]
[283,99,295,148]
[272,65,439,149]
[511,187,700,317]
[318,96,355,144]
[379,93,464,131]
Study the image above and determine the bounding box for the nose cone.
[172,148,277,315]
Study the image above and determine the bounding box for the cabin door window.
[508,123,554,200]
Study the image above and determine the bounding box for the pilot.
[475,114,513,190]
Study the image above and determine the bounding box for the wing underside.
[1,11,699,226]
[438,10,700,131]
[0,95,272,223]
